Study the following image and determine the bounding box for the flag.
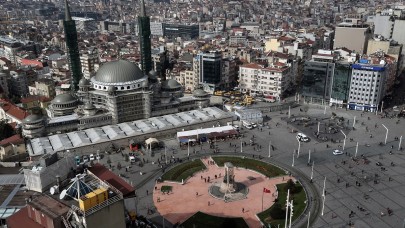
[263,188,271,193]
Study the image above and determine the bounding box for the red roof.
[0,134,24,146]
[88,164,135,197]
[6,207,43,228]
[241,63,264,69]
[0,99,29,121]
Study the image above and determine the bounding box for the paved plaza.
[95,103,405,227]
[153,156,293,227]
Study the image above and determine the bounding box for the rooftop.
[28,107,231,156]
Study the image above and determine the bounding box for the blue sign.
[352,64,385,71]
[359,59,369,64]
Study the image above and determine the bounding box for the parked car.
[89,154,95,161]
[333,149,343,155]
[82,155,89,163]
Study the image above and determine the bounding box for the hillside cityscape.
[0,0,405,227]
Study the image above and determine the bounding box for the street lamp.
[187,141,190,157]
[297,138,301,158]
[240,137,243,153]
[381,101,384,113]
[308,149,311,164]
[399,136,403,151]
[292,150,295,167]
[353,116,356,128]
[382,124,388,145]
[354,142,359,158]
[268,141,271,158]
[321,176,326,216]
[310,161,314,182]
[340,130,346,150]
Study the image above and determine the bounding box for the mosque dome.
[94,60,144,84]
[51,93,77,105]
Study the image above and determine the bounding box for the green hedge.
[161,160,206,182]
[212,156,285,177]
[258,183,306,227]
[181,211,249,228]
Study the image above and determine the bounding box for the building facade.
[195,51,222,93]
[138,0,152,74]
[80,47,99,79]
[347,61,387,111]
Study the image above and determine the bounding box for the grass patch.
[160,185,172,193]
[258,183,307,227]
[212,156,285,177]
[181,211,249,228]
[161,159,205,182]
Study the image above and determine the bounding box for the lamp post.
[353,116,356,128]
[382,124,388,145]
[307,211,311,228]
[292,150,295,167]
[399,136,403,151]
[164,147,168,164]
[297,138,301,158]
[376,104,379,115]
[288,106,291,118]
[187,141,190,157]
[284,189,290,228]
[240,137,243,153]
[340,130,346,150]
[381,101,384,113]
[310,161,314,182]
[321,176,326,216]
[268,141,271,158]
[308,149,311,164]
[317,122,320,135]
[355,142,359,158]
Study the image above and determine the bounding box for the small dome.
[193,89,208,97]
[94,60,144,84]
[148,70,158,78]
[161,79,181,90]
[23,114,43,124]
[51,93,77,105]
[83,102,95,110]
[79,78,90,86]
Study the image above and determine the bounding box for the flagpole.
[262,188,264,212]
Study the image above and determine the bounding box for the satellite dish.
[60,189,67,200]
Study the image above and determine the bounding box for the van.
[242,121,253,129]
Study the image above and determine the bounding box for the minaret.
[63,0,83,92]
[138,0,152,75]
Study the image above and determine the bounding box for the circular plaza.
[153,156,307,227]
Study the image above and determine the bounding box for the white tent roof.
[145,138,159,145]
[177,125,234,138]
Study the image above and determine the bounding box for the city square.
[90,103,405,227]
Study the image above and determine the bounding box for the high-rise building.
[195,51,222,93]
[63,0,83,92]
[138,0,152,75]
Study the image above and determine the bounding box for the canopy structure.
[145,138,159,145]
[177,126,238,142]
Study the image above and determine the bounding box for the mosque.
[21,60,210,138]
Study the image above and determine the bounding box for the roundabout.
[153,156,306,227]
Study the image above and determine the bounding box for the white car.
[296,133,309,142]
[82,155,89,163]
[89,154,95,161]
[333,149,344,155]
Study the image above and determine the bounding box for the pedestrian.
[242,208,245,213]
[196,192,198,196]
[201,175,203,179]
[146,190,149,196]
[208,201,210,206]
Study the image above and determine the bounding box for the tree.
[284,179,299,194]
[0,121,15,141]
[269,202,285,219]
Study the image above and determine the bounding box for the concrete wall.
[334,27,371,54]
[367,40,390,55]
[85,200,126,228]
